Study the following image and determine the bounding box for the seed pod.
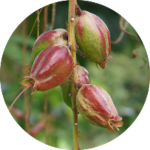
[75,11,112,69]
[76,84,123,132]
[61,65,90,108]
[30,28,68,67]
[21,45,73,94]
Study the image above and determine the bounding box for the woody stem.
[68,0,79,150]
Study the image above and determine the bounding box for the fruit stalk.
[68,0,80,149]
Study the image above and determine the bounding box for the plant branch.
[43,7,48,32]
[9,84,33,111]
[43,6,50,144]
[28,8,43,38]
[68,0,80,149]
[37,10,40,37]
[111,17,128,44]
[119,16,147,68]
[50,3,56,30]
[44,92,49,144]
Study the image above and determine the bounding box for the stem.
[37,10,40,37]
[28,93,33,126]
[111,18,128,44]
[28,8,43,38]
[43,7,48,32]
[43,6,50,144]
[119,16,147,68]
[75,0,82,16]
[50,3,56,30]
[9,84,33,111]
[44,91,49,144]
[68,0,80,150]
[22,19,30,132]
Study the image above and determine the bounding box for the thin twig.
[9,84,33,111]
[119,16,147,68]
[89,123,95,134]
[43,5,50,144]
[50,3,56,30]
[7,86,22,98]
[37,10,40,37]
[28,8,43,38]
[44,92,49,144]
[43,7,48,32]
[28,93,33,126]
[111,18,128,44]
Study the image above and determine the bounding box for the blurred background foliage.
[0,0,149,149]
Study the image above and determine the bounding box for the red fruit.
[30,29,68,67]
[76,84,123,132]
[76,65,91,88]
[9,45,73,111]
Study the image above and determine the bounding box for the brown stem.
[37,10,40,37]
[119,16,147,68]
[68,0,80,149]
[44,91,49,144]
[50,3,56,30]
[28,8,43,38]
[43,7,48,32]
[28,94,33,126]
[111,17,128,44]
[43,6,50,144]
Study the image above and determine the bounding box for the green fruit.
[75,11,112,69]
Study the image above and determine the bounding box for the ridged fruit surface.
[75,11,111,69]
[30,29,68,67]
[21,45,73,94]
[61,65,90,108]
[76,84,123,132]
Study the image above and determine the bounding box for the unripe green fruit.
[75,11,112,69]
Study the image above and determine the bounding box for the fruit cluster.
[10,5,123,133]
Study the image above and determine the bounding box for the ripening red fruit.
[76,84,123,132]
[9,45,73,111]
[75,11,112,69]
[30,28,68,67]
[22,45,73,93]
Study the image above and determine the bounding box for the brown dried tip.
[63,32,68,40]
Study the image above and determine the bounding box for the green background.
[0,0,149,149]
